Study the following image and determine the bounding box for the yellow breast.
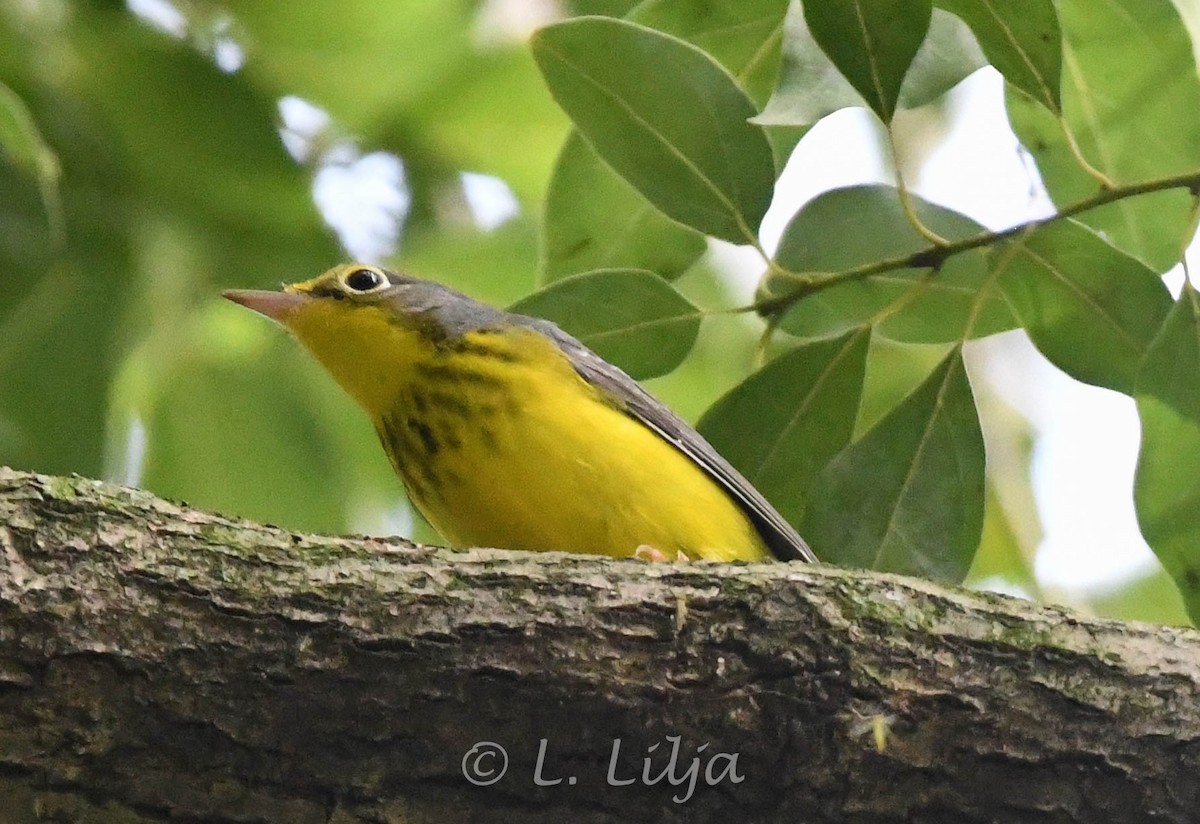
[285,301,771,561]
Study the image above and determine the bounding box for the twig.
[748,169,1200,318]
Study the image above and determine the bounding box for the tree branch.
[750,169,1200,318]
[1,466,1198,823]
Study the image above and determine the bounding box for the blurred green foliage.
[0,0,563,542]
[1,0,1197,626]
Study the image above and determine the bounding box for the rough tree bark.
[0,466,1197,824]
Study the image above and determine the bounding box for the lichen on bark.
[1,466,1199,824]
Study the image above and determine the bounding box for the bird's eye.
[343,268,387,293]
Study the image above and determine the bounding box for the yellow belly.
[387,335,771,562]
[279,294,768,559]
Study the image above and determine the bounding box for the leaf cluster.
[525,0,1200,619]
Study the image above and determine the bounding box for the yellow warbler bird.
[224,264,815,563]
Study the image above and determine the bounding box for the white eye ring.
[341,267,389,294]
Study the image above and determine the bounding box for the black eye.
[343,268,386,293]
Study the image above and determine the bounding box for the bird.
[224,263,815,563]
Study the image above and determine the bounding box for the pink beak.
[223,289,308,323]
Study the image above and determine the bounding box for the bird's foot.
[633,545,688,563]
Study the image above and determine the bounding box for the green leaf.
[802,0,933,123]
[539,1,791,282]
[0,82,50,175]
[891,8,987,108]
[761,124,809,171]
[995,220,1173,394]
[0,86,58,245]
[510,269,701,379]
[54,9,330,246]
[1134,283,1200,625]
[234,3,477,131]
[238,3,569,203]
[935,0,1061,112]
[0,261,131,478]
[965,488,1039,595]
[765,185,1016,342]
[963,388,1042,594]
[1006,0,1200,271]
[754,1,860,128]
[531,17,775,243]
[540,131,706,283]
[640,261,767,422]
[802,347,985,581]
[1084,567,1191,627]
[0,7,337,480]
[629,0,790,106]
[402,218,540,308]
[698,327,870,530]
[857,337,951,435]
[405,52,571,205]
[114,305,401,536]
[1174,0,1200,57]
[569,0,643,16]
[756,4,984,128]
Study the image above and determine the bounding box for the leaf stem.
[1061,119,1116,190]
[889,128,949,247]
[749,169,1200,318]
[958,225,1030,343]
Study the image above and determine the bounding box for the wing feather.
[523,318,817,563]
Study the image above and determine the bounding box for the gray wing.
[522,317,817,563]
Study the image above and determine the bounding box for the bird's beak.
[223,289,309,323]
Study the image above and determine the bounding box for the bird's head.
[224,263,494,416]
